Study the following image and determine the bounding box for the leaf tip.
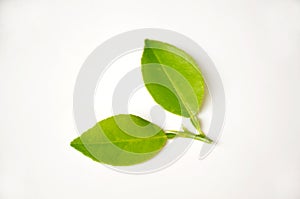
[70,137,80,149]
[144,38,151,46]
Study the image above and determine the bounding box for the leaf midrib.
[73,135,167,145]
[149,48,195,118]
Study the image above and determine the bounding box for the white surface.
[1,0,300,199]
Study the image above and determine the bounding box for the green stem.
[165,128,213,144]
[190,115,205,136]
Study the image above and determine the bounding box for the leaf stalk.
[165,127,213,144]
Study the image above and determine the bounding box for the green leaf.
[70,114,167,166]
[141,39,205,118]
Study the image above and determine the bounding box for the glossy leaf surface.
[70,114,167,166]
[141,39,205,117]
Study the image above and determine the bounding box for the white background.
[1,0,300,198]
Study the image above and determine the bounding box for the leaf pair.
[71,39,211,166]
